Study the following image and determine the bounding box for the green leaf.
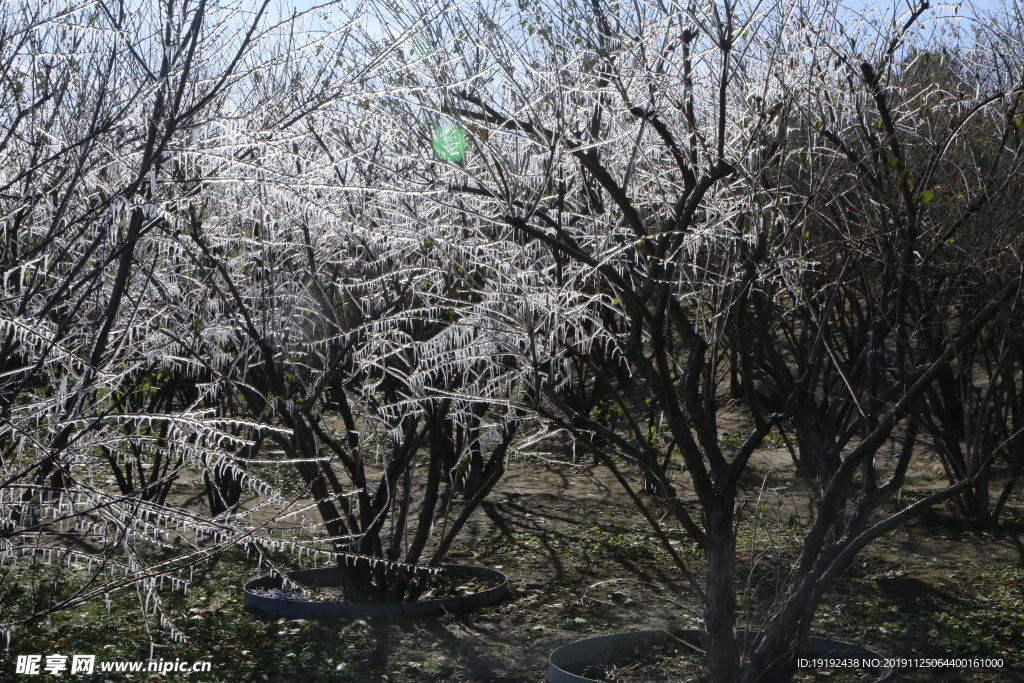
[876,117,884,130]
[919,189,935,204]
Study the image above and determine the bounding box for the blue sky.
[275,0,1013,20]
[273,0,1016,43]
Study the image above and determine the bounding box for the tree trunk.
[705,493,739,683]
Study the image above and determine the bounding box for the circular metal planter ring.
[549,629,893,683]
[243,564,507,619]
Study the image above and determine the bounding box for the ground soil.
[3,420,1022,683]
[248,570,502,602]
[396,453,1022,683]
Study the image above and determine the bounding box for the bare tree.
[2,0,1020,668]
[353,0,1024,680]
[0,0,379,636]
[730,2,1024,676]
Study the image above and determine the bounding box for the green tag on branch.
[432,125,467,163]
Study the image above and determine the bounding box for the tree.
[1,0,530,625]
[176,100,528,598]
[2,0,1020,671]
[354,0,1024,680]
[0,0,375,634]
[731,2,1024,674]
